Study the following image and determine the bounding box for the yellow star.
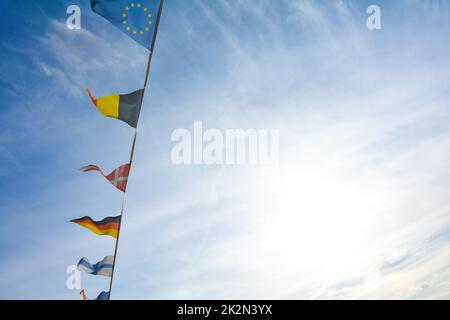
[144,8,148,12]
[148,14,152,17]
[133,30,137,34]
[137,3,141,8]
[140,31,144,35]
[131,3,135,7]
[126,26,131,31]
[122,13,126,17]
[123,20,127,24]
[125,6,129,10]
[145,27,149,32]
[148,21,152,25]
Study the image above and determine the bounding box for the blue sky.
[0,0,449,299]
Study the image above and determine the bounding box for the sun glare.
[256,162,380,277]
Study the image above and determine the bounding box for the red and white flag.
[80,289,88,301]
[80,163,130,192]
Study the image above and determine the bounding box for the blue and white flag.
[77,256,114,277]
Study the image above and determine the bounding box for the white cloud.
[1,0,449,300]
[109,0,450,299]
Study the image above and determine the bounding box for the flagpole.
[107,0,165,299]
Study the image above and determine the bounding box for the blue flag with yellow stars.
[90,0,162,50]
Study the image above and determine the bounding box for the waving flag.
[80,163,130,192]
[87,88,144,128]
[80,289,88,300]
[78,256,114,277]
[90,0,162,50]
[71,216,121,238]
[79,290,110,300]
[96,291,110,300]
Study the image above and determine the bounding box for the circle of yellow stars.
[122,3,153,36]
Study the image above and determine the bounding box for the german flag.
[87,88,144,128]
[71,216,121,238]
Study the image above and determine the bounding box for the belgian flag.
[87,88,144,128]
[71,216,121,238]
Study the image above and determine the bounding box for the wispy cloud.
[0,0,449,300]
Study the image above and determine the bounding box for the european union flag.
[90,0,162,50]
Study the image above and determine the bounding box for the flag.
[80,289,88,300]
[90,0,162,50]
[79,290,110,300]
[78,256,114,277]
[96,291,110,300]
[80,163,130,192]
[71,216,121,238]
[87,88,144,128]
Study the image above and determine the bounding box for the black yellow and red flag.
[71,216,121,238]
[87,88,144,128]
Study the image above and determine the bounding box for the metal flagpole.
[107,0,165,299]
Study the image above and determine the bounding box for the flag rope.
[107,0,165,299]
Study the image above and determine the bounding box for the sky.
[0,0,449,300]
